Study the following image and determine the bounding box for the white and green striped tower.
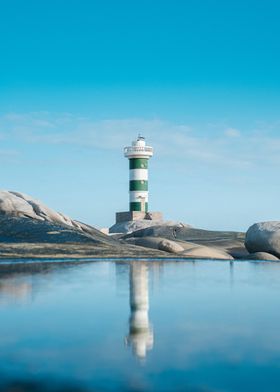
[124,135,153,213]
[112,135,162,229]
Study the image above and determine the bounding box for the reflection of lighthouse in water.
[126,262,154,360]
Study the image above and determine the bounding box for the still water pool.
[0,259,280,391]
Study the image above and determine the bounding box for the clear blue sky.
[0,0,280,231]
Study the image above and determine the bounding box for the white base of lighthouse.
[115,211,163,224]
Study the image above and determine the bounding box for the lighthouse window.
[141,164,144,168]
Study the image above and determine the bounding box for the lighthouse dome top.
[124,135,153,158]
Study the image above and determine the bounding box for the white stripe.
[129,169,148,181]
[130,191,149,203]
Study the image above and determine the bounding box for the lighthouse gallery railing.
[124,146,153,156]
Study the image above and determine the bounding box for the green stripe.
[130,202,149,212]
[129,180,148,191]
[129,158,148,169]
[130,202,142,212]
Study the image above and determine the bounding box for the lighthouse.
[124,135,153,213]
[112,135,163,229]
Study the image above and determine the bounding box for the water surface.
[0,259,280,391]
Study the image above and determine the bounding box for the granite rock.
[0,191,81,228]
[0,190,175,258]
[123,225,246,259]
[124,235,232,258]
[158,239,185,254]
[125,236,185,253]
[180,245,233,260]
[245,221,280,258]
[241,252,279,261]
[109,220,189,234]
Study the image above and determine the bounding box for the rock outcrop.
[0,191,81,228]
[245,222,280,258]
[109,219,189,234]
[180,244,233,260]
[0,191,171,259]
[125,236,185,254]
[1,190,270,261]
[0,191,108,244]
[123,225,246,259]
[124,235,233,259]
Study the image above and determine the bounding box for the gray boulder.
[125,236,185,254]
[181,244,233,260]
[125,236,163,249]
[245,222,280,258]
[158,239,185,254]
[241,252,279,261]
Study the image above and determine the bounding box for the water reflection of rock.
[126,262,154,360]
[0,277,32,303]
[0,262,81,305]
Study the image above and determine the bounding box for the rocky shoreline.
[0,190,279,261]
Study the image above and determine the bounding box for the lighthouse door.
[139,196,145,212]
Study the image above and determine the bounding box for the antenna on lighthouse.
[137,133,145,140]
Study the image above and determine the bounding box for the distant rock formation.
[0,191,81,228]
[125,236,185,253]
[0,190,105,243]
[2,190,278,261]
[125,235,234,259]
[122,225,245,260]
[0,190,169,259]
[109,219,189,234]
[245,222,280,259]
